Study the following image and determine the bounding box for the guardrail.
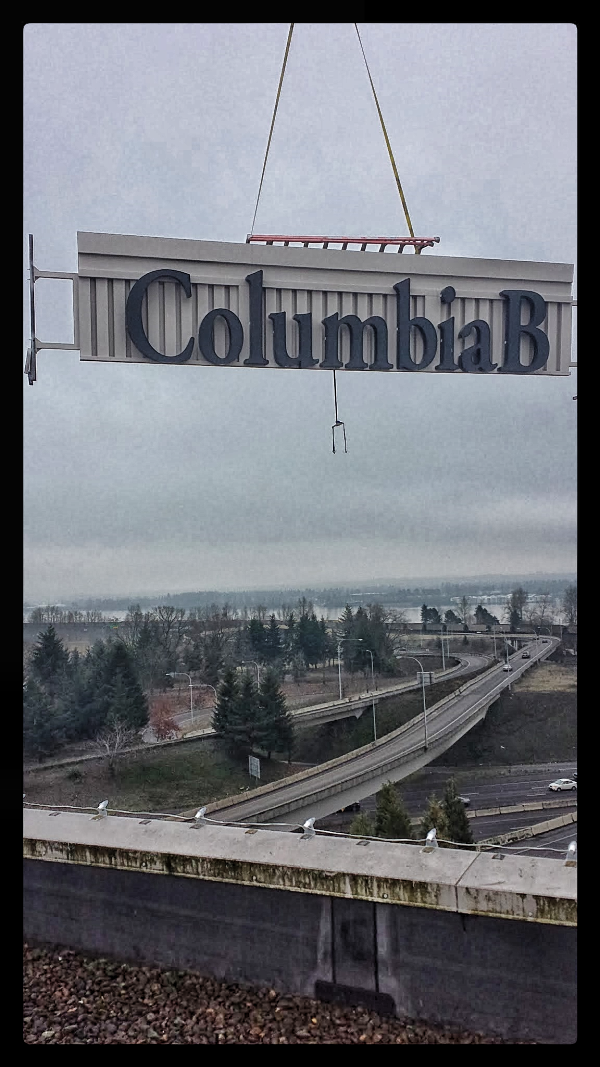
[479,810,577,847]
[203,643,557,821]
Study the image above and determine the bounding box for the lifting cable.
[249,23,295,239]
[353,23,416,240]
[249,23,418,452]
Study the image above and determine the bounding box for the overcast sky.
[23,23,577,602]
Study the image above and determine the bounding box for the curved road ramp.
[199,640,558,828]
[23,805,576,1044]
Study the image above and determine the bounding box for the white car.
[548,779,577,792]
[502,664,512,672]
[457,796,470,807]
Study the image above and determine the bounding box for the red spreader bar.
[246,235,440,252]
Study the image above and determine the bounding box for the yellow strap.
[354,24,416,241]
[250,24,295,236]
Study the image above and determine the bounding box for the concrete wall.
[24,858,576,1043]
[23,810,576,1043]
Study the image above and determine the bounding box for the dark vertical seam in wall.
[108,280,114,358]
[373,902,379,992]
[90,279,97,358]
[330,897,336,985]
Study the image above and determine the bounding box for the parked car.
[502,664,512,672]
[521,651,531,658]
[548,779,577,792]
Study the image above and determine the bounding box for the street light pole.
[359,645,376,741]
[198,682,218,709]
[398,654,428,749]
[492,626,497,660]
[166,671,194,724]
[440,625,446,671]
[336,637,378,739]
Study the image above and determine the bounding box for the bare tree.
[457,596,471,629]
[155,605,188,655]
[94,719,138,777]
[524,593,555,631]
[562,584,577,625]
[149,696,180,741]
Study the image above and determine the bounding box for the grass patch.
[22,738,296,815]
[293,667,490,763]
[430,688,577,767]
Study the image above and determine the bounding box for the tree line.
[349,779,473,846]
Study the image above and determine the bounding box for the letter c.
[125,269,194,363]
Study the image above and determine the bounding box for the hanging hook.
[331,370,348,453]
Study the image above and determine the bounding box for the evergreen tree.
[442,778,474,846]
[420,795,449,843]
[202,631,225,686]
[77,640,114,737]
[374,782,413,839]
[257,668,294,760]
[28,625,70,697]
[23,677,64,761]
[295,611,327,667]
[337,605,355,668]
[212,667,240,740]
[104,641,148,729]
[349,812,375,837]
[248,618,267,658]
[230,672,262,753]
[264,615,283,662]
[284,612,296,658]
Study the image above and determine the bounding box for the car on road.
[521,651,531,658]
[572,772,577,781]
[457,796,470,806]
[502,664,512,672]
[336,802,361,813]
[548,779,577,792]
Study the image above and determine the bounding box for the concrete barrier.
[480,811,577,846]
[466,796,576,819]
[23,808,577,1043]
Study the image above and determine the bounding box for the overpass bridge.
[198,637,558,828]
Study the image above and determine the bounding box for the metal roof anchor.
[331,370,348,454]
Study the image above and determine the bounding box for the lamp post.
[336,639,343,700]
[242,661,261,686]
[166,671,194,724]
[197,682,218,710]
[440,624,446,671]
[398,654,428,749]
[492,626,498,660]
[358,643,377,740]
[336,636,378,739]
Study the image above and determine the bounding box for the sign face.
[77,232,574,375]
[248,755,261,779]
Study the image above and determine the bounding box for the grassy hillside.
[430,660,576,767]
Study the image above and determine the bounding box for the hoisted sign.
[27,232,574,381]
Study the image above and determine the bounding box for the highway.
[197,637,558,827]
[158,651,485,740]
[322,762,577,858]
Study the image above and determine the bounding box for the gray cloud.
[23,23,576,601]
